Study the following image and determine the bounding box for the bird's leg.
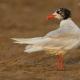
[45,47,65,70]
[55,51,64,71]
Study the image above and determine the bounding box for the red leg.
[56,54,64,70]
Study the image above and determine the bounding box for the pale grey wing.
[36,38,80,50]
[45,19,80,38]
[44,26,71,38]
[23,38,51,53]
[11,37,45,44]
[11,37,51,53]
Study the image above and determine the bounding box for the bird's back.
[45,18,80,38]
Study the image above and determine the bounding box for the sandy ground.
[0,0,80,80]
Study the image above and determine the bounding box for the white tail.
[11,37,51,44]
[11,37,44,44]
[11,37,51,53]
[24,45,43,53]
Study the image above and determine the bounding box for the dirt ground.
[0,0,80,80]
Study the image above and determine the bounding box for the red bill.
[47,14,55,20]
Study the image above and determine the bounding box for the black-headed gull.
[11,8,80,70]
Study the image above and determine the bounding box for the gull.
[11,8,80,70]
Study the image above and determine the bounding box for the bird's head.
[47,8,71,20]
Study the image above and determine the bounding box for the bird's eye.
[56,11,60,14]
[59,11,62,14]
